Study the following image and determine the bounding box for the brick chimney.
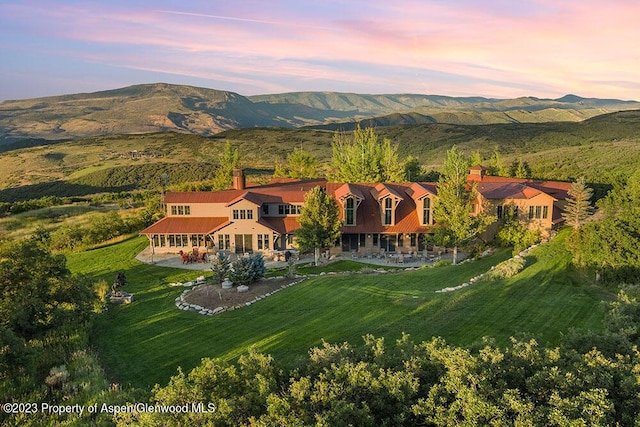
[233,168,246,190]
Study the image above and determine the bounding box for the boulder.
[237,285,249,293]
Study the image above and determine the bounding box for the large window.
[218,234,230,250]
[422,198,431,225]
[345,197,355,226]
[497,205,519,219]
[528,205,549,220]
[257,234,270,250]
[383,197,393,226]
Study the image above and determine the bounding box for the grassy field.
[66,232,612,389]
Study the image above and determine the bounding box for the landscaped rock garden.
[175,276,304,315]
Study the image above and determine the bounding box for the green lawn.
[67,234,612,389]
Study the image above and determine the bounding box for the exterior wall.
[483,193,556,238]
[166,202,226,217]
[228,199,260,221]
[211,220,276,254]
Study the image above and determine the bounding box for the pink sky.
[1,0,639,100]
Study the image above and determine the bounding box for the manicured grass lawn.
[67,233,612,389]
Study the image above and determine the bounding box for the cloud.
[1,0,639,98]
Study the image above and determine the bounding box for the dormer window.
[335,184,364,226]
[383,197,393,225]
[422,197,431,225]
[345,197,355,226]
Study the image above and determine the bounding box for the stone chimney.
[233,168,246,190]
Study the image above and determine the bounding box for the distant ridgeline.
[1,82,640,143]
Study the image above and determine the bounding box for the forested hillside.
[1,110,639,202]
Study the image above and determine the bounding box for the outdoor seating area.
[178,248,209,264]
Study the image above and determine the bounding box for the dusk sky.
[1,0,639,101]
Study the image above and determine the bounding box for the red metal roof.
[477,182,545,200]
[164,178,327,205]
[140,217,229,235]
[258,217,301,234]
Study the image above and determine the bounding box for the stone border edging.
[175,277,307,315]
[434,242,543,293]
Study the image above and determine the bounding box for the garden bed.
[182,277,300,309]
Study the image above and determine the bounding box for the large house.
[140,167,571,256]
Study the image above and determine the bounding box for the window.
[170,205,190,216]
[159,235,166,247]
[359,233,366,248]
[410,233,417,247]
[528,205,548,220]
[168,235,175,247]
[218,234,230,250]
[262,205,269,215]
[398,233,404,247]
[498,205,518,219]
[373,234,379,246]
[278,204,302,215]
[257,234,269,250]
[383,198,393,226]
[422,198,431,225]
[345,197,355,226]
[232,209,254,220]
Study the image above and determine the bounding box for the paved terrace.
[135,247,462,271]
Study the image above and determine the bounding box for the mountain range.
[1,82,640,144]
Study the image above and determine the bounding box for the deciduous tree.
[329,125,404,182]
[273,147,319,179]
[212,141,240,189]
[295,186,342,266]
[432,146,494,264]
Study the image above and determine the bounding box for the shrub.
[485,256,527,281]
[211,252,231,283]
[497,219,541,254]
[229,253,265,286]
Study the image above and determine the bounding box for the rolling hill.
[2,83,639,144]
[1,110,639,202]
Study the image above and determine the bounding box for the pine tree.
[562,176,593,229]
[294,186,342,266]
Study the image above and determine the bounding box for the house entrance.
[341,234,359,252]
[380,234,397,252]
[234,234,253,254]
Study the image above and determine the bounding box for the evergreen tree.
[329,125,404,182]
[295,186,342,266]
[562,176,593,229]
[511,158,532,178]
